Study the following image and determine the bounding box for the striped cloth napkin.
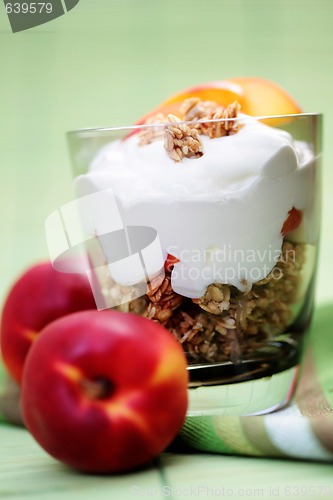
[180,352,333,461]
[1,304,332,461]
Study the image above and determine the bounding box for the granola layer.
[100,240,306,365]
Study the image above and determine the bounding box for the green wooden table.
[1,0,333,497]
[1,424,333,499]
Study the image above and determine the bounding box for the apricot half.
[136,77,302,124]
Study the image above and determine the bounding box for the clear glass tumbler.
[67,113,322,416]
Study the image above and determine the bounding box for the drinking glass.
[67,113,322,416]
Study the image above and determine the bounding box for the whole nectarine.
[21,310,188,473]
[0,262,96,384]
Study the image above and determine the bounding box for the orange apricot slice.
[135,77,302,125]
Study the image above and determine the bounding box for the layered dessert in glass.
[68,85,322,416]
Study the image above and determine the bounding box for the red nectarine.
[21,310,188,473]
[0,262,96,384]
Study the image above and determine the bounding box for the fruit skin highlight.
[21,310,189,473]
[0,261,96,384]
[136,77,303,123]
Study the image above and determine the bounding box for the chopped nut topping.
[96,264,147,314]
[137,97,241,161]
[181,98,222,120]
[146,270,183,325]
[138,113,166,146]
[182,98,241,138]
[164,114,204,162]
[192,283,231,315]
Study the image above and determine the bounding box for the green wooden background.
[1,0,333,497]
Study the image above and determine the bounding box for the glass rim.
[67,112,322,138]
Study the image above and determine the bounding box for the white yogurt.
[75,116,317,298]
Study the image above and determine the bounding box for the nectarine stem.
[81,377,114,400]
